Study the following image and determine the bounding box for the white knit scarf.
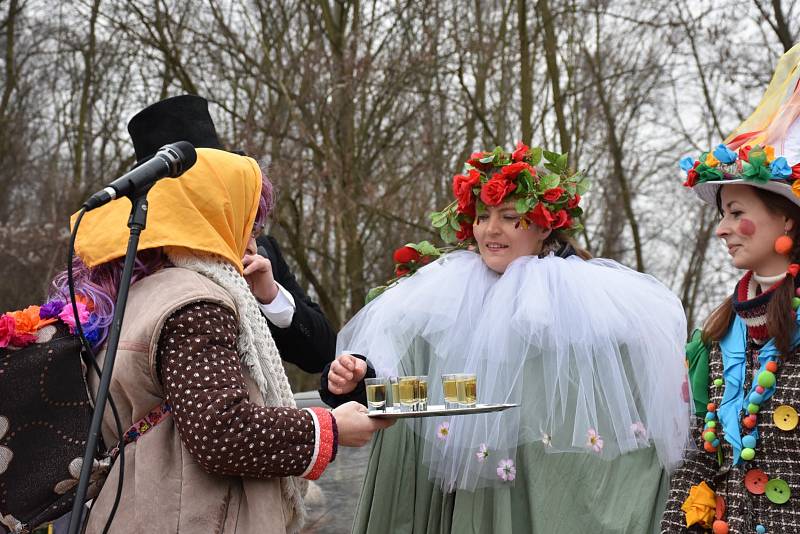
[168,252,307,534]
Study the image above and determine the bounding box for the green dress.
[352,419,668,534]
[351,336,671,534]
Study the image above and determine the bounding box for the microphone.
[83,141,197,211]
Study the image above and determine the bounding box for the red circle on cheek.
[738,218,756,236]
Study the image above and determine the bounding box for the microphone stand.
[67,188,152,534]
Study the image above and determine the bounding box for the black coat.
[255,235,336,373]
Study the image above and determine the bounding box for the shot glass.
[441,373,460,409]
[456,373,477,407]
[388,376,400,409]
[365,377,387,411]
[417,375,428,411]
[397,376,420,412]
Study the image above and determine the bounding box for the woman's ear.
[785,216,795,233]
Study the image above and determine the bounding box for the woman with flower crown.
[320,143,690,533]
[661,43,800,534]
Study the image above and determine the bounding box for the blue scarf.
[718,313,800,464]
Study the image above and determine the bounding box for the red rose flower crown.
[430,141,588,244]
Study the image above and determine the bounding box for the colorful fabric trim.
[732,270,783,344]
[110,401,172,458]
[300,407,336,480]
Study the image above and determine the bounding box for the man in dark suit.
[127,94,336,373]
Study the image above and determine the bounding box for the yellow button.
[773,405,799,431]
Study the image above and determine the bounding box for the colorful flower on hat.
[432,142,587,245]
[680,142,794,188]
[770,157,792,179]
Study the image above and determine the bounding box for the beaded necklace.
[701,271,796,463]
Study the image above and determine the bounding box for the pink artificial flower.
[586,428,604,453]
[496,458,516,481]
[0,314,15,348]
[631,421,647,440]
[436,421,450,441]
[58,301,90,334]
[476,443,489,462]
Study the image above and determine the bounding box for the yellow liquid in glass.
[457,377,477,406]
[442,380,458,402]
[398,379,418,406]
[366,384,386,409]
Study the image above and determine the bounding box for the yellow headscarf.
[72,148,262,274]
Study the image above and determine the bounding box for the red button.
[744,469,769,495]
[715,495,726,520]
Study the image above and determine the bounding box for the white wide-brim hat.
[693,177,800,209]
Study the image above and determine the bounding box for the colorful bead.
[756,525,766,534]
[742,435,756,448]
[712,438,720,447]
[741,447,756,461]
[756,385,765,394]
[712,520,729,534]
[765,361,778,373]
[743,414,758,429]
[750,392,764,404]
[714,378,724,386]
[704,441,717,453]
[792,297,800,310]
[757,370,776,388]
[706,411,716,421]
[704,431,717,442]
[707,421,717,429]
[747,403,760,414]
[707,402,717,411]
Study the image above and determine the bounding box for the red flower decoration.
[567,194,581,209]
[738,145,752,162]
[500,161,534,180]
[683,161,700,188]
[480,178,517,206]
[453,169,481,212]
[542,187,565,203]
[792,162,800,180]
[393,246,421,264]
[512,141,530,162]
[456,221,474,241]
[551,209,572,229]
[529,202,555,229]
[467,152,492,171]
[395,266,411,277]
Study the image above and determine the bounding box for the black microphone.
[83,141,197,211]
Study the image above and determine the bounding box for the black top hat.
[127,95,224,164]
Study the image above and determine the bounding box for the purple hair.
[255,164,275,231]
[50,168,275,349]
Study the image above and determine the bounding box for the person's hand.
[327,354,368,395]
[331,401,394,446]
[242,253,279,304]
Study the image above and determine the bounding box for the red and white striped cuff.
[299,407,336,480]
